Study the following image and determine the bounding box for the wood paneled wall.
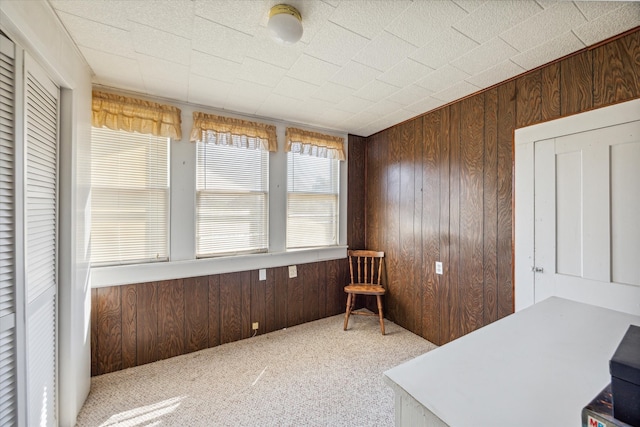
[92,260,348,375]
[363,30,640,346]
[348,135,367,250]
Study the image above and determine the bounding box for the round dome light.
[267,4,303,45]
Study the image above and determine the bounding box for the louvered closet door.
[24,54,59,427]
[0,34,17,427]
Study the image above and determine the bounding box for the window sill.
[90,246,348,288]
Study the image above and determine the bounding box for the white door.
[532,120,640,314]
[24,53,59,427]
[0,33,18,426]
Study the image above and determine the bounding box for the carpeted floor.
[76,311,437,427]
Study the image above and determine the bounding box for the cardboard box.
[610,325,640,426]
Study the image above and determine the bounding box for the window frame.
[195,140,270,258]
[286,151,341,249]
[89,126,171,267]
[90,106,348,288]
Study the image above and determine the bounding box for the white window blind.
[287,152,339,248]
[196,140,268,256]
[91,127,169,266]
[0,33,17,426]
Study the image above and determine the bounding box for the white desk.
[384,297,640,427]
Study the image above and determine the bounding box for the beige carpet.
[76,311,437,427]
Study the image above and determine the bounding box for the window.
[287,152,340,248]
[285,127,344,249]
[91,127,169,265]
[196,138,269,256]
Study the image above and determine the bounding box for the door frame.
[514,98,640,312]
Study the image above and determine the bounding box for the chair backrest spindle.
[347,250,384,287]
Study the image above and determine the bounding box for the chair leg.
[343,293,352,331]
[377,295,385,335]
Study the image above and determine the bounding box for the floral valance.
[92,90,182,139]
[286,127,345,161]
[189,112,277,152]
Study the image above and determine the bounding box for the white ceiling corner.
[48,0,640,137]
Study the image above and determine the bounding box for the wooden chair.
[343,250,386,335]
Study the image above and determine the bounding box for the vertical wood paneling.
[516,71,542,128]
[422,112,441,345]
[414,118,424,336]
[287,268,304,327]
[220,273,242,344]
[541,63,561,121]
[274,266,288,330]
[367,133,381,253]
[318,262,327,319]
[399,119,421,335]
[438,107,451,345]
[96,286,122,374]
[91,260,348,374]
[241,272,251,339]
[459,95,485,336]
[483,88,499,326]
[593,31,640,108]
[91,288,98,376]
[158,279,185,359]
[302,262,319,323]
[336,258,350,317]
[264,268,276,333]
[386,126,401,324]
[136,282,158,365]
[250,270,266,336]
[348,135,367,249]
[561,50,593,115]
[497,80,516,320]
[184,276,208,352]
[121,284,137,369]
[208,275,220,347]
[448,102,461,341]
[326,259,343,317]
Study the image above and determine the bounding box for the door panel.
[25,53,59,427]
[0,33,17,426]
[611,142,640,286]
[555,151,581,277]
[534,120,640,313]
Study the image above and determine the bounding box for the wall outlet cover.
[259,269,266,281]
[435,261,443,275]
[252,322,259,330]
[289,265,297,278]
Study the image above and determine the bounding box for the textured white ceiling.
[49,0,640,136]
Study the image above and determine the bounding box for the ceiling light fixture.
[267,4,303,45]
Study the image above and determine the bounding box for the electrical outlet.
[259,269,266,281]
[252,322,259,330]
[288,265,297,278]
[435,261,443,275]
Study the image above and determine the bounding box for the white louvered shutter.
[25,54,58,427]
[0,33,17,427]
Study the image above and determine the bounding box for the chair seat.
[344,284,385,295]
